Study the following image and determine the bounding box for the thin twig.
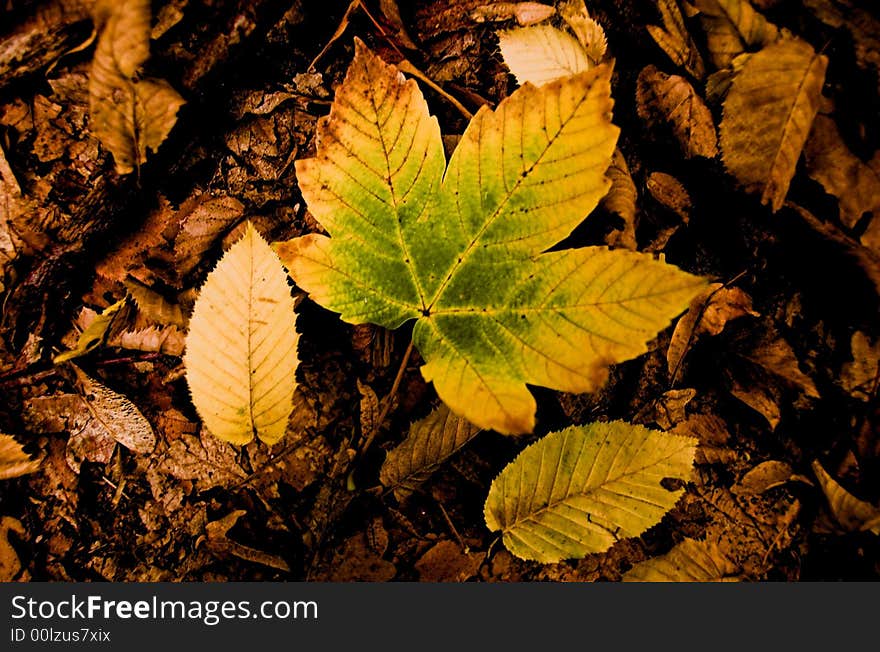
[361,337,414,457]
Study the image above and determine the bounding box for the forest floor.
[0,0,878,581]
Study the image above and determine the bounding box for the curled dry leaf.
[637,65,718,159]
[470,2,556,26]
[720,39,827,211]
[839,331,879,402]
[185,223,300,445]
[0,517,27,581]
[54,298,128,364]
[624,538,740,581]
[667,283,759,377]
[0,434,41,480]
[694,0,780,69]
[812,460,880,535]
[601,149,638,250]
[646,172,692,223]
[484,421,697,562]
[647,0,706,79]
[804,115,880,229]
[276,42,706,434]
[379,404,481,501]
[89,0,185,174]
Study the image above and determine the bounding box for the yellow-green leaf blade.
[720,39,827,211]
[484,421,697,562]
[287,38,444,327]
[418,248,707,434]
[185,223,300,445]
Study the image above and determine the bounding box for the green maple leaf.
[276,40,706,434]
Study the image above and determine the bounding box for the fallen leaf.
[498,24,592,87]
[720,39,827,211]
[380,405,481,501]
[804,115,880,229]
[88,0,185,174]
[635,388,698,430]
[839,331,879,402]
[602,148,638,250]
[111,325,186,356]
[667,283,758,376]
[123,279,187,328]
[0,434,41,480]
[204,510,290,572]
[732,460,793,495]
[470,2,556,26]
[484,421,697,562]
[812,460,880,535]
[0,517,27,581]
[324,532,397,581]
[185,223,300,445]
[54,298,128,364]
[646,172,692,223]
[156,429,247,491]
[623,538,740,581]
[558,0,607,63]
[637,65,718,159]
[694,0,780,68]
[728,367,781,430]
[415,539,483,581]
[741,327,819,398]
[647,0,707,79]
[357,380,380,443]
[276,42,706,434]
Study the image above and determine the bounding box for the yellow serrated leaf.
[185,223,300,445]
[54,298,127,364]
[498,24,592,86]
[88,0,185,174]
[484,421,697,562]
[720,39,827,211]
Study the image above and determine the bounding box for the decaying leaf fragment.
[694,0,780,69]
[185,223,300,445]
[0,434,41,480]
[89,0,185,174]
[623,538,740,581]
[276,42,706,434]
[636,65,717,159]
[720,39,827,211]
[470,2,556,26]
[484,421,697,562]
[601,149,638,250]
[839,331,879,402]
[380,405,481,501]
[647,0,706,79]
[812,461,880,535]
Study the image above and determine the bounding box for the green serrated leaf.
[484,421,697,562]
[277,41,707,434]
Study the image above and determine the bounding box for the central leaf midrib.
[424,85,593,313]
[364,57,428,313]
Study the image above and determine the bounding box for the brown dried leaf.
[671,413,731,446]
[635,388,698,430]
[668,283,758,376]
[742,329,819,398]
[89,0,185,174]
[804,115,880,229]
[602,148,638,250]
[623,538,740,581]
[0,517,27,581]
[637,65,718,159]
[839,331,879,402]
[157,429,247,491]
[470,2,556,26]
[380,405,481,501]
[73,366,156,455]
[812,460,880,535]
[123,278,187,328]
[728,369,781,430]
[647,0,706,79]
[720,39,827,211]
[732,460,793,495]
[647,172,692,222]
[323,532,397,581]
[415,540,483,581]
[558,0,607,64]
[694,0,780,68]
[357,380,380,443]
[204,510,290,572]
[0,434,40,480]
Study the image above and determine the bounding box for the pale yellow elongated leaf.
[720,40,827,211]
[185,223,300,445]
[812,460,880,535]
[623,538,740,581]
[498,25,591,86]
[0,434,40,480]
[637,65,717,159]
[54,298,127,364]
[647,0,706,79]
[72,365,156,455]
[380,405,481,501]
[484,421,697,562]
[695,0,780,68]
[89,0,185,174]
